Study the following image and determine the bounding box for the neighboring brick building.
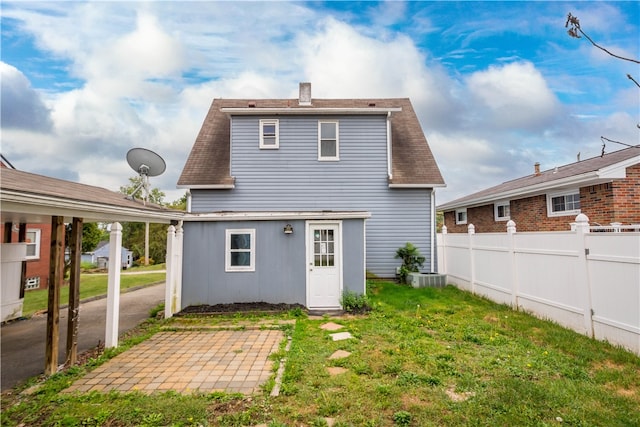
[438,147,640,233]
[0,223,52,290]
[1,157,51,290]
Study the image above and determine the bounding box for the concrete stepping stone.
[320,322,344,331]
[329,331,353,341]
[329,350,351,360]
[327,367,348,376]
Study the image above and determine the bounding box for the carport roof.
[1,168,183,224]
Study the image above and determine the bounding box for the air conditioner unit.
[408,272,447,288]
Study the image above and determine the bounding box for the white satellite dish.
[126,148,166,205]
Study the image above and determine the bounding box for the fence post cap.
[575,213,589,223]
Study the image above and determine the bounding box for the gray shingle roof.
[1,168,180,223]
[438,146,640,210]
[177,97,445,187]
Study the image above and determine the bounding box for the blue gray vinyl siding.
[181,219,366,307]
[191,115,433,277]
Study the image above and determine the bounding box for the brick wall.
[511,195,573,231]
[443,196,574,233]
[443,205,508,233]
[580,183,615,226]
[611,164,640,224]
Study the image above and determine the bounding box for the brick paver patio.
[64,329,284,395]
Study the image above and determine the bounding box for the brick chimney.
[534,162,541,176]
[299,82,311,106]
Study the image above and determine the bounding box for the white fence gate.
[437,214,640,355]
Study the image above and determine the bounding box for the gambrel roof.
[177,97,445,188]
[438,146,640,211]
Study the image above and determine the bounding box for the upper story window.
[547,190,580,217]
[25,229,41,260]
[318,121,339,161]
[494,200,511,221]
[225,229,255,272]
[455,208,467,225]
[259,119,279,149]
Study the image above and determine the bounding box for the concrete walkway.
[64,328,286,395]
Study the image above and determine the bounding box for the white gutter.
[387,111,393,180]
[183,211,372,222]
[220,107,402,115]
[598,155,640,178]
[389,183,447,188]
[430,189,435,273]
[176,184,235,190]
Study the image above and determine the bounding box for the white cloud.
[298,18,458,130]
[466,62,561,130]
[0,62,53,131]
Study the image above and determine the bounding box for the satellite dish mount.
[126,148,166,205]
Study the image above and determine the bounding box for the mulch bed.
[176,302,306,316]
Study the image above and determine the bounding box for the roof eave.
[389,183,446,189]
[220,107,402,115]
[176,184,235,190]
[438,171,603,211]
[1,191,182,223]
[183,211,372,221]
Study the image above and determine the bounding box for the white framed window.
[455,208,467,225]
[547,190,581,217]
[494,200,511,221]
[225,229,255,272]
[318,121,339,161]
[25,229,41,260]
[25,277,40,290]
[259,119,279,149]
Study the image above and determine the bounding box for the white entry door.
[307,222,342,309]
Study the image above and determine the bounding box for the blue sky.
[1,1,638,204]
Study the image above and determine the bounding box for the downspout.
[186,189,192,213]
[386,111,393,180]
[431,189,435,272]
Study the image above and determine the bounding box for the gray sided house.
[177,83,445,310]
[81,241,133,269]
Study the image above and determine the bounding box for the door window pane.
[313,228,335,267]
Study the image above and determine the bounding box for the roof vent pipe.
[299,82,311,106]
[534,162,541,176]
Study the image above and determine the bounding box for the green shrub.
[394,242,425,283]
[80,261,98,270]
[341,291,371,313]
[393,410,412,426]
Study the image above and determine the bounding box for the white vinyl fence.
[437,214,640,355]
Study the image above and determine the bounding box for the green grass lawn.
[22,272,166,316]
[126,263,166,272]
[3,281,639,427]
